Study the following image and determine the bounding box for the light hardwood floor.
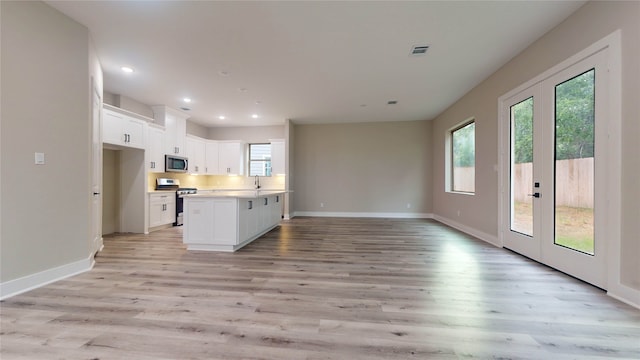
[1,217,639,359]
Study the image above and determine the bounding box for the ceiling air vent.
[410,45,429,56]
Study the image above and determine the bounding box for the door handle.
[527,193,541,198]
[93,192,100,196]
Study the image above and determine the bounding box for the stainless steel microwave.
[165,155,188,173]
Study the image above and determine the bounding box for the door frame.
[498,31,621,290]
[91,77,103,256]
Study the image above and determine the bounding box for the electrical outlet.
[320,202,324,208]
[406,203,411,209]
[457,210,461,217]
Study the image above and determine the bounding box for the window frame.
[248,143,273,177]
[445,118,476,195]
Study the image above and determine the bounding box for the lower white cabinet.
[149,193,176,228]
[183,192,284,252]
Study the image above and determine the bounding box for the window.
[449,121,475,193]
[248,143,272,176]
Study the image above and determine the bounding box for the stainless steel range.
[155,178,197,226]
[175,187,197,226]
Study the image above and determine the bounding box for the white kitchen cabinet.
[183,191,284,252]
[103,107,146,149]
[270,140,285,176]
[238,198,251,243]
[151,106,188,156]
[149,192,176,228]
[219,141,244,175]
[271,194,283,223]
[184,197,238,247]
[147,124,165,173]
[205,141,220,175]
[186,136,206,174]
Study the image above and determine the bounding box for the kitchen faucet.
[254,175,261,189]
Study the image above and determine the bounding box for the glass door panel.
[553,69,595,255]
[510,97,534,237]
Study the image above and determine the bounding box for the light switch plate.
[35,152,45,165]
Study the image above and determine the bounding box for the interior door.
[501,48,608,288]
[91,82,103,255]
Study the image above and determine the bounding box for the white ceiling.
[46,1,585,127]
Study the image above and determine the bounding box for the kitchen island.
[183,190,285,252]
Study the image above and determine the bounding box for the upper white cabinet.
[151,106,188,156]
[219,141,244,175]
[147,124,165,173]
[186,136,206,174]
[205,141,220,175]
[270,140,285,176]
[103,106,146,149]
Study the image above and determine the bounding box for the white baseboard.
[432,214,501,247]
[608,282,640,310]
[292,211,433,219]
[0,257,94,300]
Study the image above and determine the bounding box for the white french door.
[500,48,609,288]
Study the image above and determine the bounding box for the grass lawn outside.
[512,201,594,254]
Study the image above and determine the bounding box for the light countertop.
[184,189,286,199]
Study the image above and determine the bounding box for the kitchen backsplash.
[148,173,285,192]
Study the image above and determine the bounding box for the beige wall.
[1,1,94,282]
[284,120,295,218]
[431,1,640,292]
[102,150,120,235]
[103,91,154,119]
[293,121,433,215]
[186,121,209,138]
[209,125,285,142]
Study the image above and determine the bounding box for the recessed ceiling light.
[121,66,134,73]
[251,114,259,119]
[218,115,225,120]
[387,100,398,105]
[183,98,192,103]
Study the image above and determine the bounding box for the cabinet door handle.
[248,200,253,210]
[264,198,268,206]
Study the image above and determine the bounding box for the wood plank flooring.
[1,217,639,359]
